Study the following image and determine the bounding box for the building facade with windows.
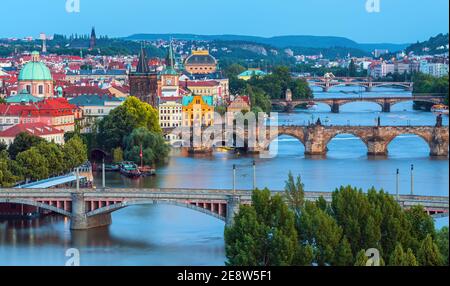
[182,95,214,127]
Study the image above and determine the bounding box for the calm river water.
[0,87,448,265]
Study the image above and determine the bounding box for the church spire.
[169,40,175,68]
[136,43,150,73]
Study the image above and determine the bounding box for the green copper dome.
[18,52,52,81]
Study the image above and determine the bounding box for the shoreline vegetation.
[224,173,449,266]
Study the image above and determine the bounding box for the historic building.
[0,122,65,146]
[184,50,217,75]
[18,51,54,98]
[182,95,214,127]
[158,43,180,98]
[129,47,158,107]
[69,94,123,133]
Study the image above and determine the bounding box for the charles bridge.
[0,188,448,230]
[165,121,449,157]
[271,95,446,113]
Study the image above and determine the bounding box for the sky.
[1,0,448,43]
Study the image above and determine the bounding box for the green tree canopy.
[63,135,88,170]
[8,132,45,160]
[123,127,170,166]
[417,234,444,266]
[16,147,49,181]
[224,188,298,266]
[98,97,161,150]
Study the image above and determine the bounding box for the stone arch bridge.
[0,189,448,230]
[166,124,449,157]
[305,77,413,92]
[271,95,446,113]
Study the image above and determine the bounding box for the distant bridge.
[271,95,446,113]
[301,77,414,92]
[0,188,448,230]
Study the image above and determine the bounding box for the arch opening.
[387,134,431,158]
[267,134,305,157]
[86,200,227,222]
[339,101,383,112]
[325,133,368,158]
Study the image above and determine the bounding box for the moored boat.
[431,104,449,115]
[119,162,141,179]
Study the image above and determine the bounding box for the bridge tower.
[430,125,449,157]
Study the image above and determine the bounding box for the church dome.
[185,50,217,65]
[18,51,52,81]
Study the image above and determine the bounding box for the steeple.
[136,44,150,74]
[168,40,175,68]
[89,27,96,50]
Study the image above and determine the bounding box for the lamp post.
[253,160,256,190]
[396,168,399,201]
[102,159,106,189]
[410,164,414,196]
[75,167,79,191]
[233,164,236,194]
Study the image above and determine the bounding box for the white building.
[420,61,449,77]
[159,97,183,144]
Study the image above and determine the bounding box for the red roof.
[0,122,64,137]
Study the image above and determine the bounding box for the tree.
[436,227,449,265]
[112,147,124,163]
[405,205,436,252]
[0,150,21,187]
[97,97,161,150]
[0,141,7,152]
[331,186,381,255]
[417,234,444,266]
[123,127,170,166]
[8,132,45,159]
[334,236,354,266]
[16,147,49,181]
[348,59,357,77]
[63,135,88,170]
[298,201,343,266]
[284,172,305,216]
[224,188,298,266]
[354,250,368,266]
[35,142,65,176]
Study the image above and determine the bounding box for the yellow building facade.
[182,95,214,127]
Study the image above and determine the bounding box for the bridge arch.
[338,100,384,112]
[85,200,226,222]
[323,131,370,153]
[0,198,71,217]
[384,132,433,154]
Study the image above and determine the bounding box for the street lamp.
[410,164,414,196]
[396,169,399,201]
[253,160,256,190]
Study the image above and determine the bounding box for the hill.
[405,33,449,55]
[125,34,409,52]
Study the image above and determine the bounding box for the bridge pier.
[331,102,340,113]
[430,128,449,157]
[367,139,388,156]
[70,193,111,230]
[226,195,241,227]
[382,102,391,112]
[304,125,327,155]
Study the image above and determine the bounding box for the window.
[38,85,44,94]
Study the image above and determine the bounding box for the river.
[0,87,448,265]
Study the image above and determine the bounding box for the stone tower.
[129,46,158,107]
[89,27,96,50]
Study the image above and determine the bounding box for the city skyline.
[0,0,448,43]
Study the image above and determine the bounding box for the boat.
[104,163,120,172]
[139,166,156,176]
[119,162,141,179]
[431,104,449,115]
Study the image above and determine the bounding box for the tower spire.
[136,43,150,73]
